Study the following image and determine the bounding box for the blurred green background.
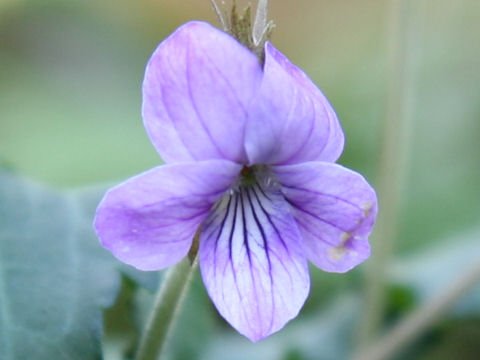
[1,0,479,359]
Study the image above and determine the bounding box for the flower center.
[235,165,278,192]
[240,166,256,187]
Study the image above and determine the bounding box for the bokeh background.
[1,1,479,359]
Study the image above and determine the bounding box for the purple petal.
[199,183,310,342]
[142,21,263,164]
[273,162,377,273]
[245,42,344,165]
[94,160,241,271]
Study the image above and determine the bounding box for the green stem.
[134,257,198,360]
[357,0,413,349]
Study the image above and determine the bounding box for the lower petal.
[94,160,241,271]
[199,182,310,342]
[273,162,377,273]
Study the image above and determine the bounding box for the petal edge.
[94,160,241,271]
[245,42,344,165]
[273,162,377,273]
[142,21,263,164]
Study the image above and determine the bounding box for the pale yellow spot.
[328,232,352,262]
[362,202,373,217]
[340,231,351,244]
[328,246,347,262]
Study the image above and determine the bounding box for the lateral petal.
[142,21,263,164]
[273,162,377,273]
[245,42,344,165]
[199,183,310,342]
[94,160,241,271]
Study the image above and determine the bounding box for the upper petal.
[94,160,241,271]
[273,162,377,273]
[142,21,263,164]
[199,182,310,342]
[245,42,345,165]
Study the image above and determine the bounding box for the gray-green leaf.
[0,172,145,360]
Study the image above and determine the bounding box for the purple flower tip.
[94,21,377,342]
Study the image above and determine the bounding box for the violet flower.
[94,21,377,342]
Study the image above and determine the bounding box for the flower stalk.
[135,255,198,360]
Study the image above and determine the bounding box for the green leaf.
[0,172,155,359]
[102,277,140,360]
